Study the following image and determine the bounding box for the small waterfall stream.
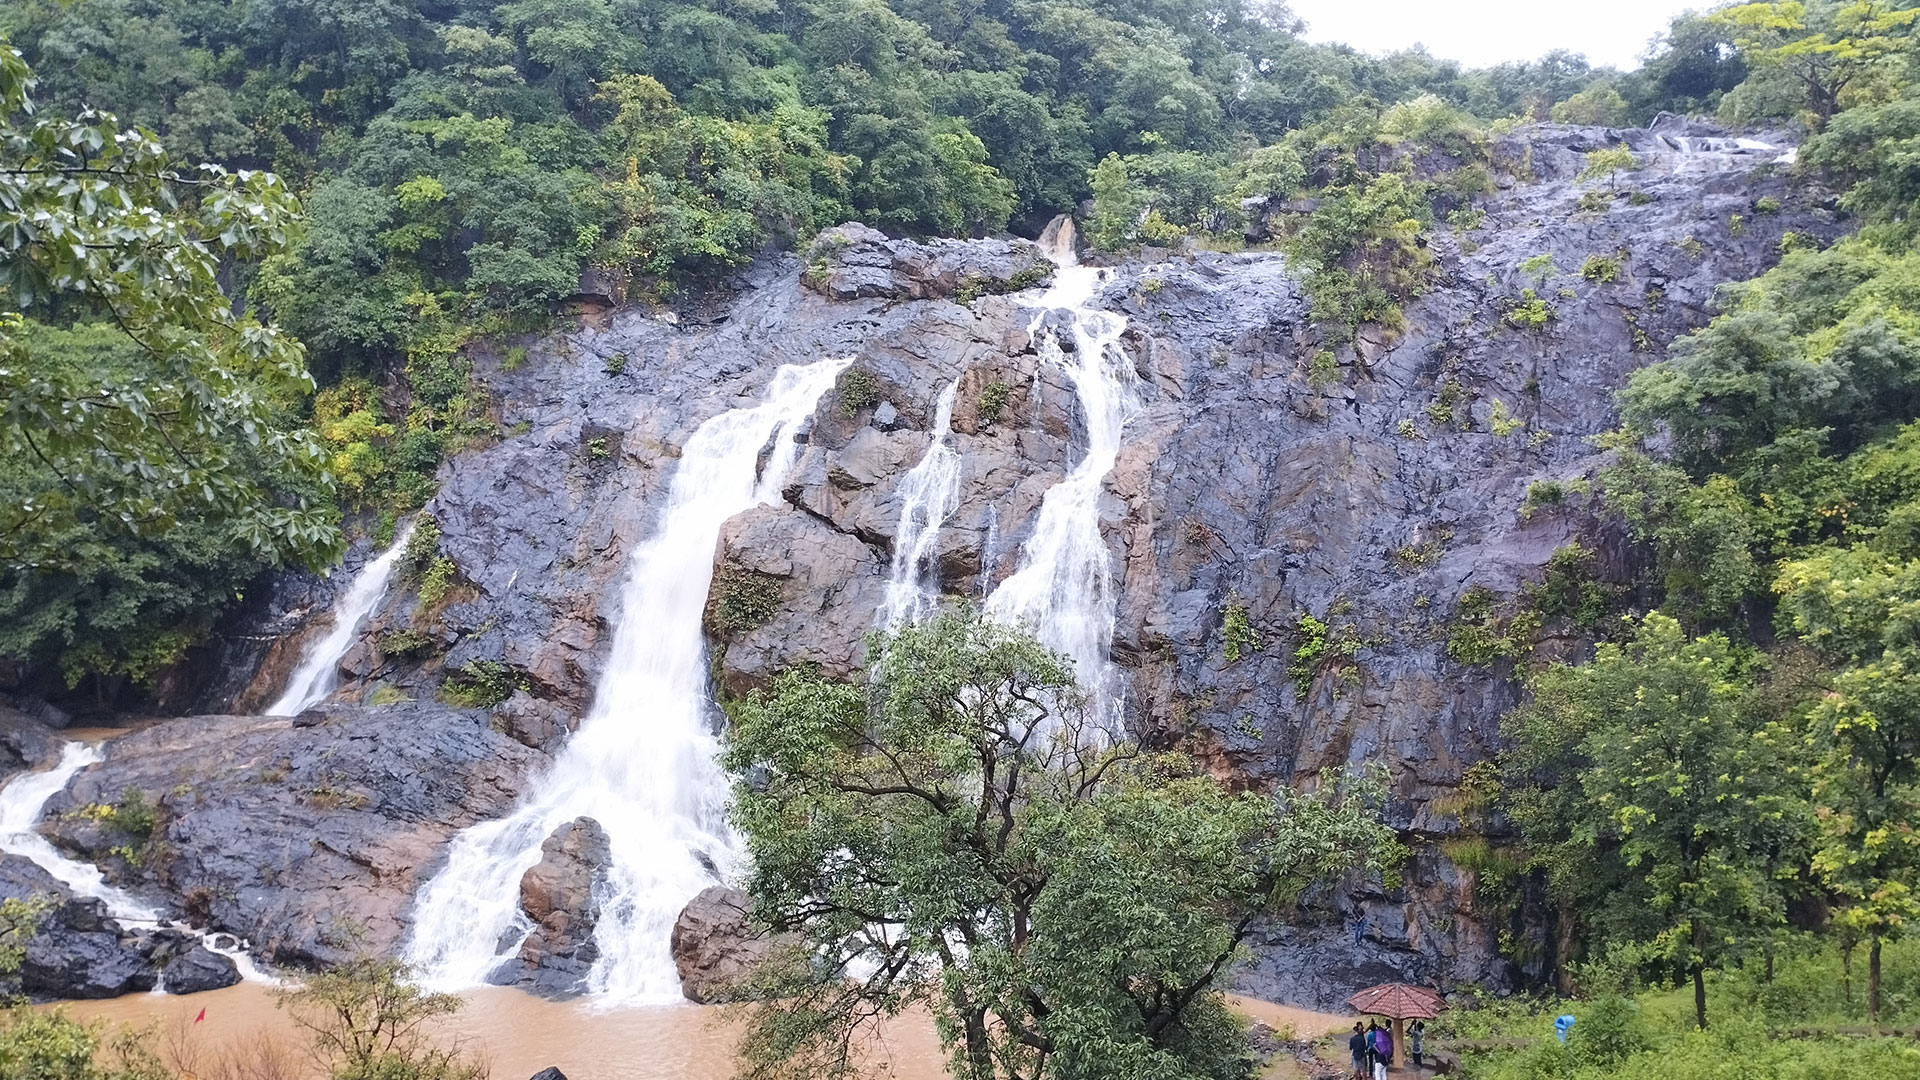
[984,219,1139,729]
[265,519,417,716]
[880,378,963,628]
[0,742,160,922]
[0,743,277,985]
[405,358,851,1003]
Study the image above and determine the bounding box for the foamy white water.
[405,358,851,1003]
[0,742,161,922]
[880,379,963,627]
[265,520,417,716]
[984,218,1139,729]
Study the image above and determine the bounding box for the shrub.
[441,660,521,708]
[837,368,880,416]
[710,568,783,635]
[1581,253,1624,283]
[1504,289,1554,330]
[416,556,458,610]
[1289,611,1360,695]
[1306,349,1340,389]
[1579,146,1638,188]
[1223,599,1262,664]
[1522,479,1565,517]
[1489,399,1524,436]
[380,629,440,658]
[978,381,1011,426]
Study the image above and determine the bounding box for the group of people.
[1347,1019,1426,1078]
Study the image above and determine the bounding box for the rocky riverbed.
[0,117,1845,1007]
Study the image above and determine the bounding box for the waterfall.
[879,379,963,628]
[265,519,417,717]
[0,742,160,923]
[984,217,1139,730]
[405,357,851,1003]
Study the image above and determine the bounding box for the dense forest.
[11,0,1920,1075]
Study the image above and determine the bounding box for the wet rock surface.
[35,702,545,969]
[500,817,612,996]
[670,886,773,1004]
[144,121,1845,1006]
[160,942,241,993]
[0,856,237,998]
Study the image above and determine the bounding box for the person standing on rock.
[1348,1022,1368,1078]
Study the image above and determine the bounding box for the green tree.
[1501,613,1809,1029]
[723,611,1402,1080]
[1775,547,1920,1019]
[273,957,485,1080]
[0,42,340,686]
[1716,0,1920,127]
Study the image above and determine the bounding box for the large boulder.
[503,818,613,996]
[671,886,774,1004]
[161,944,241,994]
[19,898,156,999]
[38,702,548,968]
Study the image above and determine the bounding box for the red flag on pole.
[194,1008,206,1024]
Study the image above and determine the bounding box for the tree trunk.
[1693,964,1707,1030]
[1691,918,1707,1030]
[1870,937,1883,1025]
[1842,939,1854,1003]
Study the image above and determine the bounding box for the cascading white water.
[265,520,417,717]
[880,379,963,628]
[405,357,851,1004]
[984,217,1139,729]
[0,742,160,922]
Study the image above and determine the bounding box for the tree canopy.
[723,612,1401,1080]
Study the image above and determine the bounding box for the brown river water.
[50,983,1348,1080]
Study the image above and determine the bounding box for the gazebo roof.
[1346,983,1445,1020]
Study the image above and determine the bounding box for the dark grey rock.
[161,945,241,994]
[38,702,547,969]
[804,222,1054,302]
[21,912,155,999]
[528,1069,569,1080]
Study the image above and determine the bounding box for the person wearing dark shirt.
[1348,1022,1368,1078]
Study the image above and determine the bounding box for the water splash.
[984,216,1139,729]
[880,379,962,628]
[265,520,417,716]
[406,357,851,1004]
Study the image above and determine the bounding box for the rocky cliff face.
[12,121,1843,1004]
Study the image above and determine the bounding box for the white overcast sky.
[1289,0,1708,70]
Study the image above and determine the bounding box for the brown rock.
[671,886,772,1003]
[511,817,612,996]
